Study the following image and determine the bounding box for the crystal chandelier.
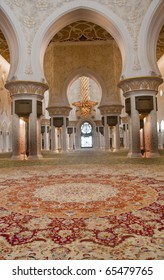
[72,77,98,117]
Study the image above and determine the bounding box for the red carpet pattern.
[0,167,163,260]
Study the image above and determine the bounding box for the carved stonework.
[4,0,152,71]
[94,120,102,126]
[98,104,123,115]
[121,116,128,123]
[119,76,163,95]
[47,106,72,116]
[5,80,49,97]
[41,118,50,126]
[68,121,77,127]
[52,21,113,42]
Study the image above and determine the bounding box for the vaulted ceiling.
[0,31,9,62]
[0,21,164,63]
[51,21,113,43]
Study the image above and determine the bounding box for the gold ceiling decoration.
[156,25,164,60]
[51,21,113,43]
[72,76,98,117]
[0,30,10,62]
[0,22,163,63]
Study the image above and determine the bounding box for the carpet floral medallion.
[0,164,163,260]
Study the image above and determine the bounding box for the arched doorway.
[81,122,93,148]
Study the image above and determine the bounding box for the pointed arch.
[31,0,132,81]
[0,1,26,80]
[63,67,106,107]
[138,0,164,75]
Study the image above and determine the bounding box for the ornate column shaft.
[122,117,129,148]
[129,94,141,157]
[50,117,56,152]
[144,95,159,157]
[45,125,50,150]
[5,80,48,159]
[62,117,67,152]
[47,106,71,152]
[119,76,163,158]
[99,105,123,151]
[113,117,120,152]
[0,132,2,152]
[104,116,110,150]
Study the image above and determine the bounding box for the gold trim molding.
[98,105,123,115]
[5,80,49,97]
[47,106,72,116]
[118,76,163,95]
[41,118,50,126]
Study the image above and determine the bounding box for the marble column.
[128,95,141,157]
[11,98,20,159]
[50,118,56,152]
[47,107,71,153]
[73,127,76,150]
[113,121,120,152]
[144,96,160,157]
[28,97,40,158]
[99,127,105,149]
[44,125,50,150]
[96,127,100,149]
[99,105,123,151]
[62,117,67,152]
[104,116,110,150]
[119,76,162,158]
[158,122,163,149]
[123,123,129,148]
[0,131,2,152]
[5,80,48,159]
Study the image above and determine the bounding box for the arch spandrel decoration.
[0,2,26,80]
[31,2,133,81]
[138,0,164,76]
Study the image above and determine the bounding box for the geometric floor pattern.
[0,151,163,259]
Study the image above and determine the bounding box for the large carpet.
[0,151,163,260]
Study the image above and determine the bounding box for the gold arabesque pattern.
[0,22,163,63]
[51,21,113,43]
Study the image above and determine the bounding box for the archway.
[0,3,25,80]
[138,0,164,75]
[66,74,102,150]
[32,1,132,81]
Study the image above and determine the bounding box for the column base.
[11,154,27,160]
[113,148,120,152]
[51,149,63,153]
[28,154,43,160]
[127,152,142,158]
[144,151,160,158]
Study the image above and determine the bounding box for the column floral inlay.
[99,104,123,115]
[119,76,163,96]
[5,80,49,97]
[47,106,72,116]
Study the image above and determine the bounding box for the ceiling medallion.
[72,76,98,117]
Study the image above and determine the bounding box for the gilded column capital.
[98,105,123,115]
[47,106,72,116]
[118,76,163,95]
[41,118,50,126]
[5,80,49,97]
[121,116,128,123]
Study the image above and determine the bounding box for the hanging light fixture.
[72,76,98,117]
